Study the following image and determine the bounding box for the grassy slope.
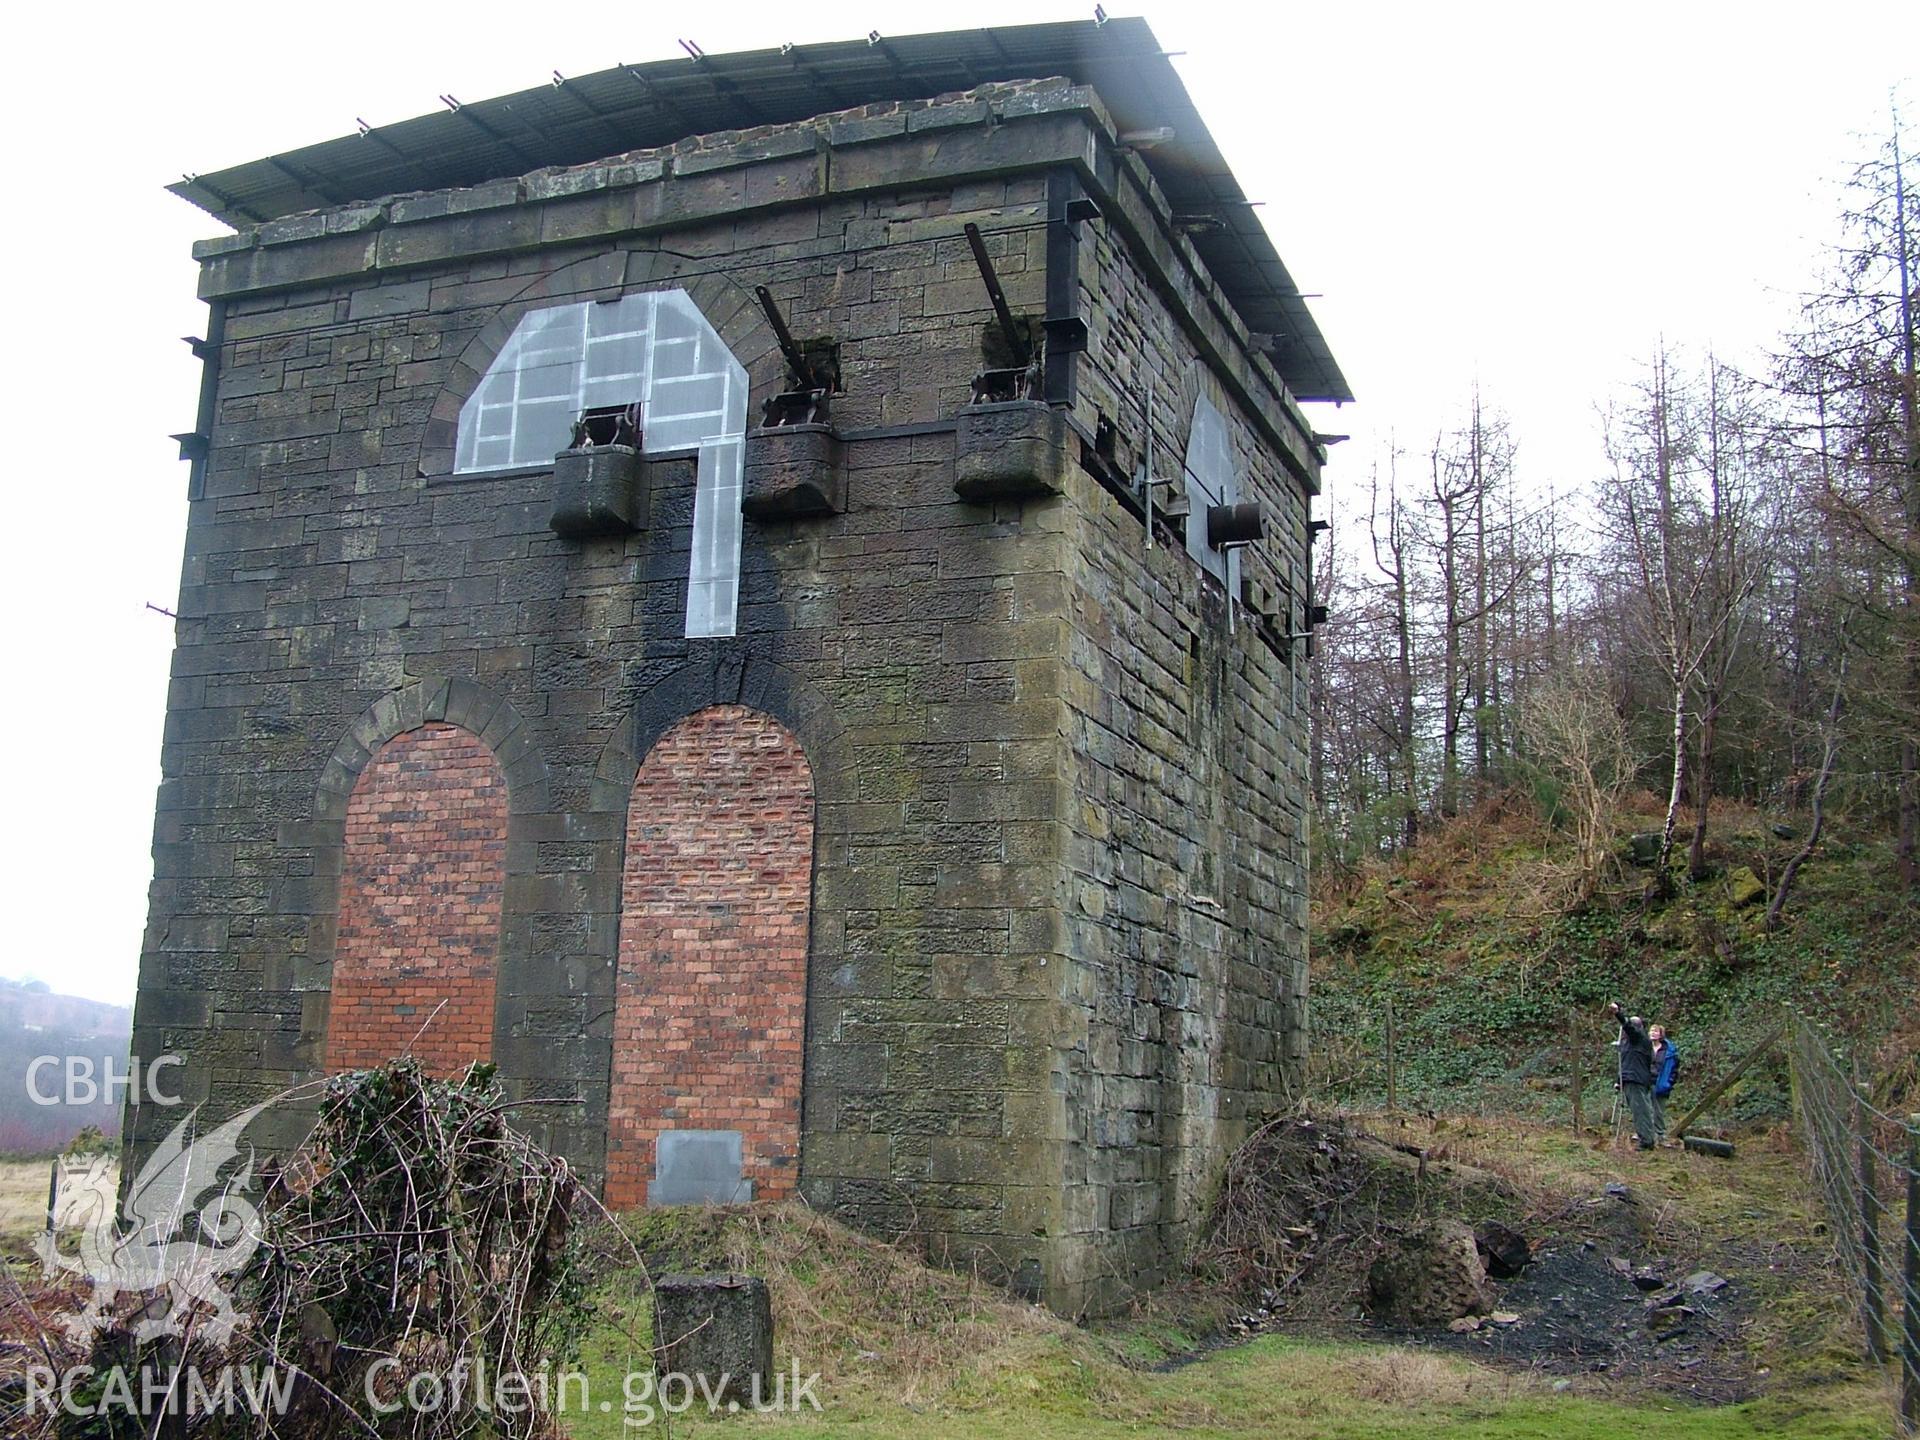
[558,1113,1887,1439]
[567,1341,1880,1439]
[543,799,1913,1437]
[0,1102,1883,1435]
[1309,797,1920,1119]
[2,803,1902,1438]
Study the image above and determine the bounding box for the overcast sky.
[0,2,1911,1005]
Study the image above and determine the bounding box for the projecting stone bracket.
[550,445,648,537]
[1242,574,1297,668]
[953,400,1071,501]
[743,423,844,518]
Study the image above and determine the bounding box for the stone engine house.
[134,18,1349,1314]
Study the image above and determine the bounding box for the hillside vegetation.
[0,1052,1884,1436]
[1309,794,1920,1121]
[1306,126,1918,1083]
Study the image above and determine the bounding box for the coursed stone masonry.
[135,72,1328,1315]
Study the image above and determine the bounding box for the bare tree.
[1601,346,1769,888]
[1602,347,1696,884]
[1768,618,1850,930]
[1300,124,1914,915]
[1371,454,1419,848]
[1774,111,1920,884]
[1685,359,1776,880]
[1423,395,1521,815]
[1519,661,1639,903]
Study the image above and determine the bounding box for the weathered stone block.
[743,425,845,518]
[653,1274,773,1405]
[1726,865,1766,906]
[550,446,647,537]
[1366,1220,1497,1324]
[953,402,1072,500]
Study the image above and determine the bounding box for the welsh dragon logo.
[37,1096,292,1345]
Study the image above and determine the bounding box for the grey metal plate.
[649,1129,754,1205]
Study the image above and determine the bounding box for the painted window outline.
[1183,393,1241,593]
[454,290,748,639]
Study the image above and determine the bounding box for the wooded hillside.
[1311,125,1919,928]
[1307,127,1918,1113]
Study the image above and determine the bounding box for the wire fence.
[1787,1012,1920,1434]
[1316,1000,1918,1426]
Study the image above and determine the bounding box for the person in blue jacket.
[1650,1023,1680,1144]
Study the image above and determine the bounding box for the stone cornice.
[191,80,1321,481]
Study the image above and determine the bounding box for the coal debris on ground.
[1186,1112,1758,1399]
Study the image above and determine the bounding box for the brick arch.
[304,678,551,1083]
[604,704,816,1208]
[314,678,550,819]
[327,722,507,1075]
[417,251,787,476]
[588,652,849,810]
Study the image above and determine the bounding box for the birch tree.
[1602,346,1769,888]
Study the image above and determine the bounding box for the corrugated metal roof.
[168,18,1350,403]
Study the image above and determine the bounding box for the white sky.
[0,1,1911,1006]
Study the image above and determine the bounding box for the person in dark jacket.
[1650,1024,1680,1143]
[1609,1001,1658,1150]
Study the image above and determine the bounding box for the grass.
[0,1156,118,1250]
[0,1117,1888,1437]
[559,1329,1889,1438]
[0,1161,57,1241]
[553,1110,1891,1438]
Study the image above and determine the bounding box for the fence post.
[1384,999,1397,1115]
[1902,1115,1919,1436]
[1571,1012,1584,1134]
[45,1156,58,1242]
[1858,1064,1888,1365]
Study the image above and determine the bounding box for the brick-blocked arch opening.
[605,704,815,1208]
[327,722,508,1076]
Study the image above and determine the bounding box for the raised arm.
[1608,1001,1648,1047]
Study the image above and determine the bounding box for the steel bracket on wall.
[1042,315,1089,356]
[176,309,225,502]
[1042,170,1097,407]
[754,284,832,427]
[960,174,1099,408]
[964,222,1041,405]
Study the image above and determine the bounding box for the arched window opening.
[605,705,814,1208]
